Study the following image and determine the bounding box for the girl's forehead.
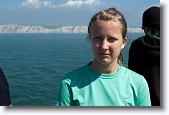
[90,20,123,32]
[91,20,122,29]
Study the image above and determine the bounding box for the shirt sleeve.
[0,68,11,106]
[56,78,74,106]
[136,77,151,106]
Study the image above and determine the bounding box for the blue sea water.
[0,33,144,106]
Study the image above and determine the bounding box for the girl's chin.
[95,59,112,65]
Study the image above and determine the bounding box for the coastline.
[0,24,143,33]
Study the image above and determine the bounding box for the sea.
[0,32,144,106]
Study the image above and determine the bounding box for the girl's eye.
[108,37,117,42]
[93,37,101,40]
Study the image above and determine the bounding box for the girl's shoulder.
[121,66,146,81]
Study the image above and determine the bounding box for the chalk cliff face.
[0,24,143,33]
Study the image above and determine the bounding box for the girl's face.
[89,20,126,66]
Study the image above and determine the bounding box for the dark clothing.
[0,68,11,106]
[128,35,160,106]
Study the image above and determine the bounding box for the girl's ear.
[121,37,127,49]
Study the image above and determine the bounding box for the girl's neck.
[90,60,119,74]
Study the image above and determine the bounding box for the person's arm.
[136,77,151,106]
[56,79,74,106]
[128,40,138,72]
[0,68,11,106]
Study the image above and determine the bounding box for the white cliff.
[0,24,143,33]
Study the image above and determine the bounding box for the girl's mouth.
[98,53,110,56]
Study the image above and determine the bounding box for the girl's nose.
[100,39,109,50]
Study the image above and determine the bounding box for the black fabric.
[0,67,11,106]
[142,6,160,27]
[128,35,160,106]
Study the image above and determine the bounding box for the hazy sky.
[0,0,160,27]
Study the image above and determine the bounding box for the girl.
[56,8,151,106]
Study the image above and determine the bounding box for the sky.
[0,0,160,27]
